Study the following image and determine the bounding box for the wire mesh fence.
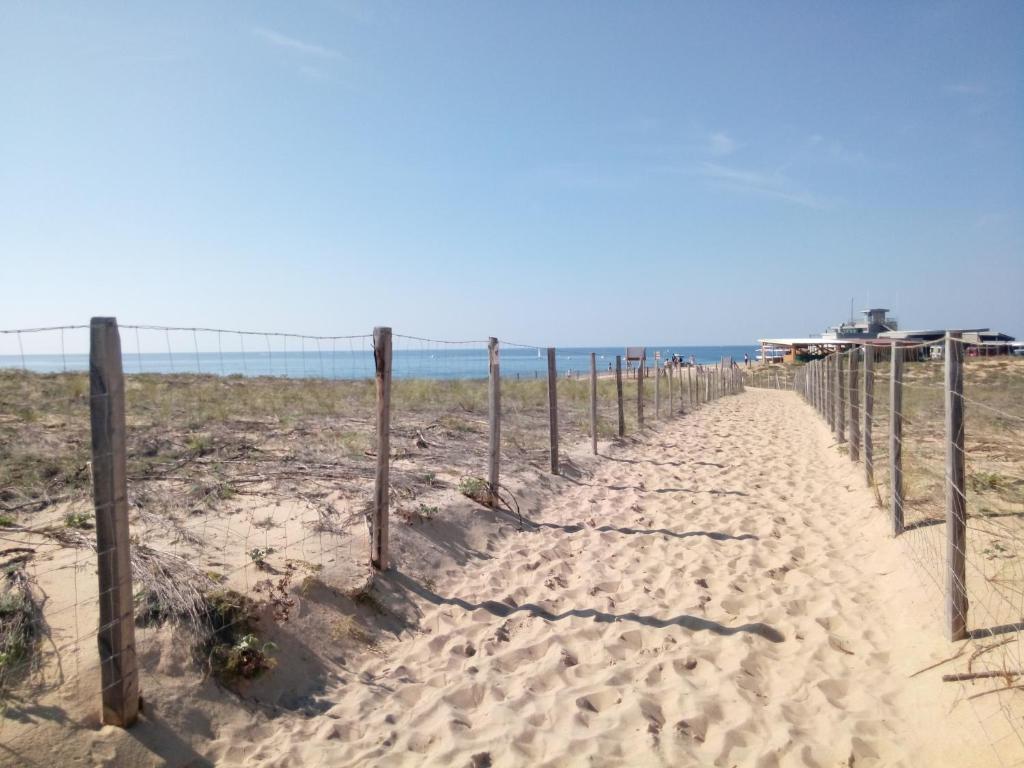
[1,323,378,750]
[796,338,1024,762]
[743,364,796,390]
[1,321,744,749]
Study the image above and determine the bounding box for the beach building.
[758,308,1016,363]
[878,328,1017,358]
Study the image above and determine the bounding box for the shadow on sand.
[378,570,785,644]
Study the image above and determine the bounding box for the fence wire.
[796,340,1024,765]
[0,324,745,758]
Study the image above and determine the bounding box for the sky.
[1,1,1022,349]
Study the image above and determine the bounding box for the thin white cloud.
[699,162,824,209]
[252,27,341,59]
[709,132,738,157]
[946,83,986,95]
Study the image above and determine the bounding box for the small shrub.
[210,633,277,681]
[186,434,214,456]
[970,471,1004,492]
[0,563,40,682]
[200,589,276,683]
[458,477,487,497]
[249,546,275,569]
[0,515,15,528]
[64,511,92,529]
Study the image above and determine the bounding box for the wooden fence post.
[615,355,625,437]
[849,348,860,462]
[945,332,968,641]
[836,351,846,443]
[89,316,140,728]
[863,347,875,488]
[687,366,693,408]
[814,361,821,414]
[637,358,644,428]
[654,362,660,420]
[890,342,904,536]
[589,352,598,455]
[819,359,825,415]
[826,356,834,431]
[668,363,674,415]
[488,337,501,505]
[546,347,559,475]
[372,326,392,570]
[816,360,821,414]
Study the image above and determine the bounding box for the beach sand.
[3,387,1021,766]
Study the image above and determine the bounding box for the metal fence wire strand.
[793,338,1024,763]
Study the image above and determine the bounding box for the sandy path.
[190,389,1012,766]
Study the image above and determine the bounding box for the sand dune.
[5,388,1020,767]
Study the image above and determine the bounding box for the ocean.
[0,345,756,380]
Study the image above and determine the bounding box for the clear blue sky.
[2,2,1021,347]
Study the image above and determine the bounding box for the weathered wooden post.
[89,317,140,727]
[815,362,823,417]
[589,352,598,455]
[615,354,625,437]
[637,358,645,428]
[546,347,559,475]
[849,347,861,462]
[814,360,820,414]
[372,326,393,569]
[820,360,825,416]
[945,332,968,641]
[488,337,501,505]
[668,362,674,415]
[654,362,661,420]
[835,350,846,443]
[890,342,904,536]
[863,346,875,488]
[826,356,834,431]
[687,366,693,408]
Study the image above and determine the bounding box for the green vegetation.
[458,476,488,498]
[63,510,92,529]
[248,546,275,568]
[202,589,276,683]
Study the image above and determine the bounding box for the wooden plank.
[488,337,501,505]
[615,354,625,437]
[945,332,968,641]
[849,348,861,462]
[589,352,598,455]
[687,365,693,408]
[890,342,904,536]
[89,317,139,727]
[372,326,392,569]
[863,347,875,488]
[547,347,559,475]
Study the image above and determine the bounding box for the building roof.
[878,328,991,339]
[757,338,847,347]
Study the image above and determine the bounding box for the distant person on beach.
[744,353,750,367]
